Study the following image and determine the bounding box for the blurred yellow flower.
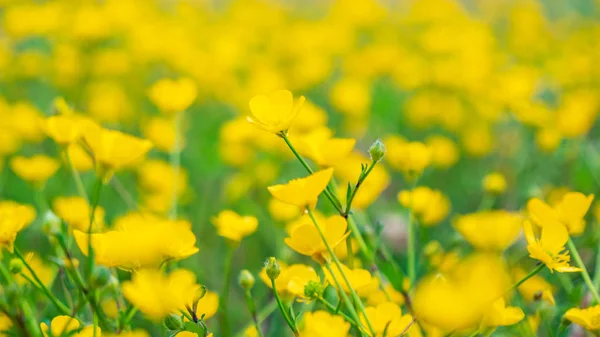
[53,196,105,232]
[122,269,201,321]
[74,217,198,270]
[299,311,350,337]
[453,211,522,251]
[137,159,188,196]
[260,263,320,298]
[482,172,507,194]
[334,152,390,209]
[247,90,305,133]
[425,135,460,169]
[148,78,197,115]
[43,115,81,146]
[361,302,420,337]
[65,143,94,172]
[0,313,11,337]
[102,331,150,337]
[41,315,99,337]
[398,186,450,226]
[142,117,181,152]
[285,215,347,261]
[384,136,431,177]
[15,252,56,288]
[367,283,406,307]
[523,220,580,273]
[512,267,555,305]
[564,305,600,331]
[482,298,524,327]
[268,198,301,222]
[527,192,594,236]
[211,210,258,242]
[195,291,219,320]
[10,155,60,185]
[0,202,34,252]
[295,128,356,167]
[11,102,45,143]
[324,263,377,296]
[268,168,333,208]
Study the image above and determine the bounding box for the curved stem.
[270,279,298,336]
[508,264,545,292]
[567,237,600,304]
[244,289,265,337]
[87,178,104,283]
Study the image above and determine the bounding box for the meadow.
[1,0,600,336]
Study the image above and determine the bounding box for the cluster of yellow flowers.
[1,0,600,336]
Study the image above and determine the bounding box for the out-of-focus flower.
[121,269,201,321]
[268,168,333,208]
[527,192,594,236]
[285,215,347,261]
[260,263,320,298]
[482,172,507,194]
[512,267,555,305]
[148,78,197,115]
[453,211,522,251]
[0,202,35,252]
[142,117,182,152]
[41,315,99,337]
[361,302,420,337]
[53,196,105,232]
[10,155,60,185]
[74,216,198,270]
[481,298,524,327]
[211,210,258,242]
[65,144,94,172]
[425,135,460,169]
[268,198,301,222]
[398,187,450,226]
[0,313,11,337]
[523,220,580,273]
[564,305,600,331]
[299,311,350,337]
[15,252,56,288]
[43,115,81,146]
[294,128,355,167]
[324,263,378,296]
[384,135,431,177]
[247,90,305,133]
[334,152,390,209]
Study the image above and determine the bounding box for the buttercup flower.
[148,78,197,115]
[361,302,420,337]
[453,211,522,251]
[247,90,305,133]
[10,155,60,185]
[299,311,350,337]
[211,210,258,242]
[324,263,378,295]
[527,192,594,235]
[523,220,580,273]
[43,115,81,146]
[512,267,555,305]
[268,168,334,208]
[15,252,56,288]
[0,202,35,252]
[295,128,356,167]
[41,315,100,337]
[482,298,525,327]
[53,196,105,232]
[384,135,431,177]
[260,263,320,298]
[285,215,347,260]
[398,186,450,226]
[564,305,600,331]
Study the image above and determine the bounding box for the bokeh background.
[1,0,600,334]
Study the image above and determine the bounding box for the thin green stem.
[234,299,278,337]
[476,194,496,212]
[508,264,545,292]
[407,210,416,286]
[220,247,235,337]
[243,290,265,337]
[64,149,89,202]
[307,209,375,337]
[87,178,104,283]
[344,161,376,216]
[270,279,299,337]
[0,261,40,337]
[169,111,184,220]
[567,237,600,303]
[14,248,70,315]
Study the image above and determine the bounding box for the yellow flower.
[148,78,197,115]
[512,267,555,305]
[482,298,524,327]
[11,101,45,143]
[361,302,420,337]
[564,305,600,331]
[367,282,406,306]
[268,198,301,222]
[82,121,153,180]
[15,252,56,288]
[523,220,581,273]
[425,135,459,169]
[0,201,36,227]
[334,152,390,209]
[101,298,119,318]
[211,210,258,242]
[10,155,60,185]
[482,172,507,194]
[453,211,522,251]
[0,313,11,337]
[268,168,334,208]
[53,196,105,232]
[194,291,219,320]
[41,316,99,337]
[137,159,188,196]
[65,143,94,172]
[102,331,150,337]
[122,269,201,321]
[398,186,450,226]
[176,332,198,337]
[74,216,198,270]
[260,263,320,298]
[324,263,378,296]
[43,115,80,146]
[384,135,431,177]
[299,311,350,337]
[294,128,356,167]
[142,117,182,152]
[527,192,594,235]
[0,202,34,252]
[244,326,258,337]
[247,90,305,133]
[285,215,347,260]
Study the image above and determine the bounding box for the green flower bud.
[304,280,325,300]
[369,139,386,162]
[265,257,281,281]
[91,266,112,289]
[164,314,184,331]
[9,258,24,274]
[239,269,255,290]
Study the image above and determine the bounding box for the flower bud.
[265,257,280,281]
[164,314,184,331]
[369,139,386,163]
[9,258,24,274]
[91,266,112,289]
[239,269,255,290]
[303,280,325,300]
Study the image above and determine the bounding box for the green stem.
[244,290,265,337]
[87,178,104,283]
[594,240,600,290]
[0,261,40,337]
[307,209,375,337]
[567,237,600,304]
[169,111,184,220]
[508,264,545,292]
[64,149,89,202]
[234,299,278,337]
[14,248,70,315]
[317,296,367,334]
[476,194,496,212]
[344,161,376,216]
[270,279,299,337]
[407,210,416,286]
[220,247,235,337]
